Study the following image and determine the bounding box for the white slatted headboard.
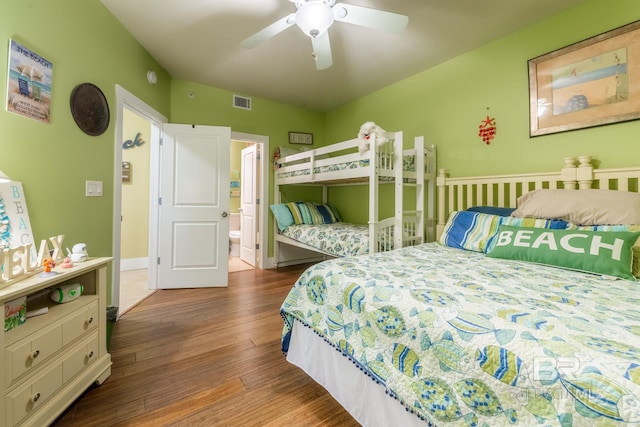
[436,156,640,238]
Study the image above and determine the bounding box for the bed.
[272,131,437,267]
[280,156,640,426]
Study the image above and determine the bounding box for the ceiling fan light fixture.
[333,5,347,20]
[295,2,335,38]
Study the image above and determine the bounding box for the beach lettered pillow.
[487,225,640,280]
[566,224,640,278]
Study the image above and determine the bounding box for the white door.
[239,144,258,266]
[157,124,231,288]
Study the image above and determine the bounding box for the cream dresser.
[1,257,112,426]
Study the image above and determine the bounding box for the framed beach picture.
[528,20,640,137]
[6,39,53,123]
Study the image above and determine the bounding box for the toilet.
[229,213,241,257]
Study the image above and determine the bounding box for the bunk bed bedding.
[276,153,425,181]
[281,241,640,427]
[280,222,370,258]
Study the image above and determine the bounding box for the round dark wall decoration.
[70,83,110,136]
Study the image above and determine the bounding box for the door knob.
[221,211,228,218]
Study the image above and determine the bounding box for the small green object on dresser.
[4,295,27,331]
[50,282,83,303]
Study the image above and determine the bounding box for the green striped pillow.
[297,202,313,224]
[287,202,304,224]
[302,202,323,224]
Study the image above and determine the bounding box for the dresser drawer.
[5,299,98,387]
[63,300,99,346]
[5,323,63,387]
[5,334,100,426]
[5,361,63,426]
[63,333,99,383]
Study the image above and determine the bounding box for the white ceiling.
[101,0,584,112]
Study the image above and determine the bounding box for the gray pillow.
[511,189,640,226]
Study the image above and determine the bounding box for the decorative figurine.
[43,257,55,272]
[67,243,88,263]
[39,257,59,277]
[60,257,74,268]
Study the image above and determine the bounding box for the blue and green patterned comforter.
[280,242,640,426]
[281,223,370,257]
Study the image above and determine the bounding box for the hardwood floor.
[52,265,360,427]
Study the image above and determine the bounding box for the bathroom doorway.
[229,139,260,272]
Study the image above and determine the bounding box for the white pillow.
[511,189,640,225]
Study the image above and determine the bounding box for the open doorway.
[228,133,268,272]
[119,106,155,313]
[229,139,254,272]
[113,87,270,315]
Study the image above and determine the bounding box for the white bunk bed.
[273,131,436,267]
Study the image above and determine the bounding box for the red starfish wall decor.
[479,115,496,145]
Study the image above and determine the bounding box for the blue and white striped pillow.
[313,203,339,224]
[439,211,567,253]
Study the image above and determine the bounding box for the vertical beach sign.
[6,39,53,123]
[0,182,36,264]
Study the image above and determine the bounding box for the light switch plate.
[86,180,103,197]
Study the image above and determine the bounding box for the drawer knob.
[88,351,94,359]
[31,392,41,403]
[87,316,94,325]
[30,350,40,360]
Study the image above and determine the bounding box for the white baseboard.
[265,257,276,269]
[120,257,149,271]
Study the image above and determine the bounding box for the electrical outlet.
[86,180,103,197]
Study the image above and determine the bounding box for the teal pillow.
[487,225,640,280]
[270,204,294,231]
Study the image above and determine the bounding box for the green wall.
[326,0,640,223]
[1,0,170,263]
[3,0,640,277]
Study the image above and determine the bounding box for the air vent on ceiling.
[233,95,252,110]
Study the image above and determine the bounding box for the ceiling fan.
[241,0,409,70]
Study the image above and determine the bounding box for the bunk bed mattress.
[280,223,370,257]
[277,155,421,180]
[280,242,640,426]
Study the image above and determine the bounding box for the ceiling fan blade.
[333,3,408,33]
[311,32,332,70]
[241,13,296,49]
